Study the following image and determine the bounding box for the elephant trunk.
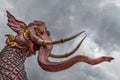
[38,46,113,72]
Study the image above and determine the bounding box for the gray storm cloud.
[0,0,120,80]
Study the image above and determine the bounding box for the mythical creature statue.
[0,11,114,80]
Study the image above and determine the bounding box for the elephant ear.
[6,11,27,34]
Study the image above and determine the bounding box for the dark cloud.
[70,1,120,51]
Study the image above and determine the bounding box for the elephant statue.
[0,11,114,80]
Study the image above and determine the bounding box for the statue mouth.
[33,42,40,51]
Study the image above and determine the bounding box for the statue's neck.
[0,45,26,61]
[0,46,28,79]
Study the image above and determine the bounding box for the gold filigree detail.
[20,24,31,40]
[5,34,17,47]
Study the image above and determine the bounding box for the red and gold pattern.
[0,46,28,80]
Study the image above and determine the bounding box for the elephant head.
[6,11,114,72]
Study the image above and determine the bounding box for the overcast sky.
[0,0,120,80]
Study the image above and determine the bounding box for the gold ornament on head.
[5,34,17,47]
[35,26,44,34]
[20,24,31,40]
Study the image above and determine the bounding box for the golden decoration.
[5,34,17,47]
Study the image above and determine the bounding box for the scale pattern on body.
[0,46,28,80]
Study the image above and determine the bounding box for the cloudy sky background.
[0,0,120,80]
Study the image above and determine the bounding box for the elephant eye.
[34,27,37,30]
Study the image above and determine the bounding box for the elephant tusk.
[37,31,85,45]
[50,36,87,58]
